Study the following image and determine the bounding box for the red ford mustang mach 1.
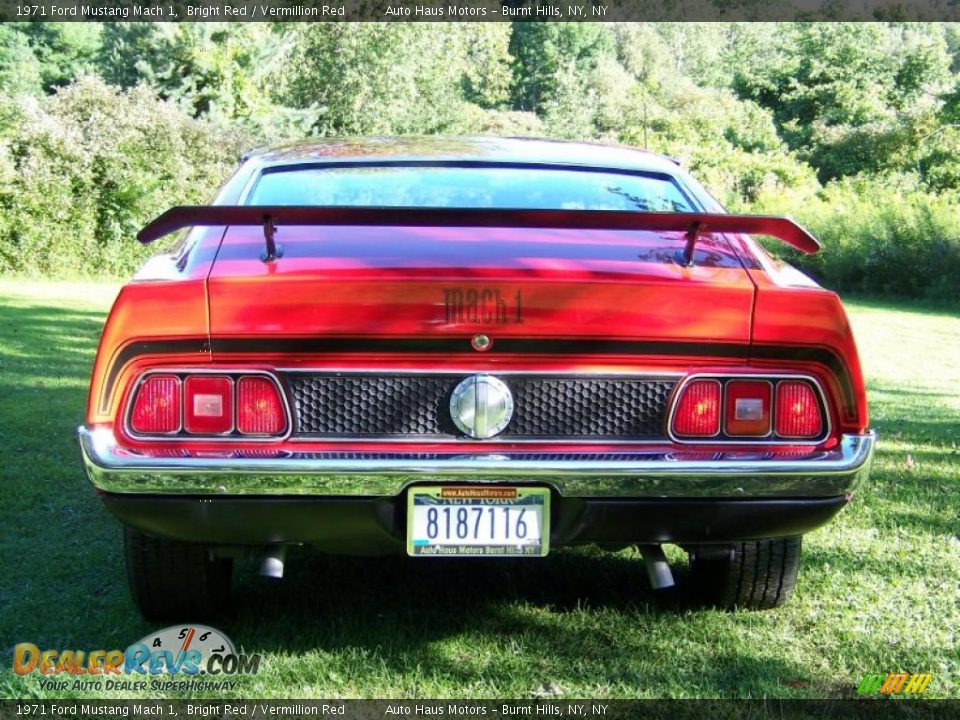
[79,137,875,618]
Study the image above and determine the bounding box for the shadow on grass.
[865,378,958,444]
[219,549,822,696]
[844,373,959,544]
[0,299,130,652]
[0,305,105,380]
[0,290,954,697]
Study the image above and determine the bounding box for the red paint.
[138,206,820,254]
[85,139,870,455]
[207,225,755,345]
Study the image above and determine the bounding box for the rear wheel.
[688,536,802,610]
[123,526,233,620]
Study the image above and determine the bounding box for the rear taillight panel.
[670,375,829,444]
[671,379,722,437]
[775,381,824,439]
[125,371,289,440]
[725,380,773,437]
[184,376,233,435]
[129,375,181,435]
[236,376,287,436]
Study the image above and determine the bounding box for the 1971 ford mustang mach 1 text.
[79,138,874,618]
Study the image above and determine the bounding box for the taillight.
[671,380,721,437]
[725,380,772,437]
[130,375,181,434]
[184,376,233,434]
[671,375,827,442]
[775,381,823,438]
[127,372,287,438]
[237,377,286,436]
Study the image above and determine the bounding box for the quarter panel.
[86,280,211,425]
[750,285,868,432]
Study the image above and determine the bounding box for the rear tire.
[688,536,802,610]
[123,526,233,620]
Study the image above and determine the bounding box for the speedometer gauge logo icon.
[128,624,237,674]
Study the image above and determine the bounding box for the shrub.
[750,176,960,302]
[0,76,248,277]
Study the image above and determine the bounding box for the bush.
[0,76,248,277]
[750,176,960,302]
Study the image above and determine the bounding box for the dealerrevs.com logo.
[14,625,260,692]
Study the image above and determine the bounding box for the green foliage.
[99,24,313,141]
[1,21,960,299]
[0,76,247,276]
[731,23,955,184]
[448,106,545,137]
[752,175,960,301]
[511,23,615,112]
[276,24,513,136]
[6,23,103,91]
[617,78,819,205]
[0,25,43,96]
[461,24,515,109]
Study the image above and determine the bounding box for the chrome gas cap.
[449,375,514,439]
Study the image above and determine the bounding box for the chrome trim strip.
[276,368,686,377]
[79,427,875,499]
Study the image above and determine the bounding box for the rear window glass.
[247,166,694,212]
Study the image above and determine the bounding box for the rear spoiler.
[138,206,820,264]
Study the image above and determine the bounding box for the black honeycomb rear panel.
[286,374,675,440]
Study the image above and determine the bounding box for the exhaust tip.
[637,544,675,590]
[259,545,286,580]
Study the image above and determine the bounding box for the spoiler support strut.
[262,214,282,262]
[683,221,704,266]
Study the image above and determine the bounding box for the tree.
[0,25,43,96]
[510,23,615,112]
[0,77,247,275]
[20,22,102,91]
[276,24,492,135]
[732,23,955,182]
[99,23,312,141]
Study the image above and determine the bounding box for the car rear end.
[79,140,874,618]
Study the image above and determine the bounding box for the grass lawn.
[0,280,957,699]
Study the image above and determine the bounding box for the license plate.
[407,486,550,557]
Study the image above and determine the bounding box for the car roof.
[244,136,684,175]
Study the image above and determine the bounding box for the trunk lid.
[206,225,755,348]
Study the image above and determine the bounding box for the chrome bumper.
[79,427,875,499]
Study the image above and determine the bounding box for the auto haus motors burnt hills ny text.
[383,704,609,716]
[383,4,607,16]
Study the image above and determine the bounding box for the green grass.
[0,280,957,700]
